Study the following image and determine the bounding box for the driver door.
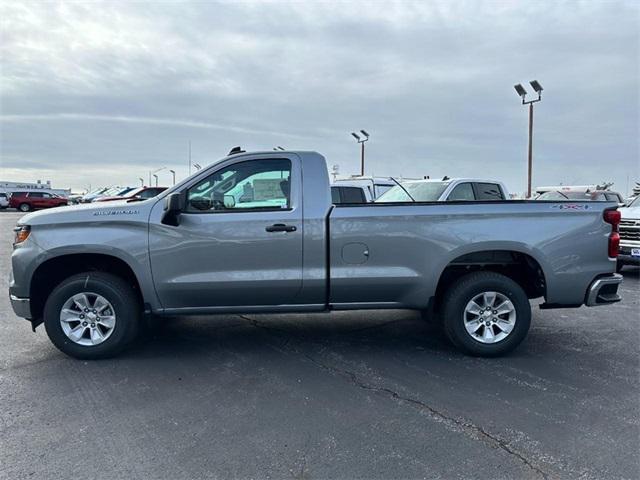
[148,155,303,310]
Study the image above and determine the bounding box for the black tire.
[43,272,141,359]
[441,271,531,357]
[616,261,624,273]
[19,203,31,212]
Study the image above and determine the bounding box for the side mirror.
[223,195,236,209]
[161,192,184,226]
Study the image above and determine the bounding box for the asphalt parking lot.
[0,210,638,480]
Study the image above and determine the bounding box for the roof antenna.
[228,146,245,155]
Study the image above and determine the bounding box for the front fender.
[15,220,161,311]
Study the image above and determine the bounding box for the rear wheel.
[19,203,31,212]
[44,272,140,359]
[441,271,531,357]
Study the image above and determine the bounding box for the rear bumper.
[585,274,623,307]
[10,295,32,319]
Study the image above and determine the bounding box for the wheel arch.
[29,252,148,322]
[433,246,547,309]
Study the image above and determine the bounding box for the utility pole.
[351,130,370,176]
[514,80,543,198]
[188,141,192,176]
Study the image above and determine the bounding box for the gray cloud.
[1,0,638,194]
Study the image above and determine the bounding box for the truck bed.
[328,200,616,308]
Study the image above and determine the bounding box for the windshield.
[537,191,601,201]
[376,182,449,203]
[115,187,135,196]
[628,196,640,207]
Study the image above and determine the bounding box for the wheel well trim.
[28,248,160,315]
[433,243,549,299]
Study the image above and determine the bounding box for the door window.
[187,159,292,212]
[28,192,43,198]
[474,183,504,200]
[447,183,475,201]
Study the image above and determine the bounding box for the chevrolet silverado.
[10,150,623,359]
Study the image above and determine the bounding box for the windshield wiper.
[389,177,416,202]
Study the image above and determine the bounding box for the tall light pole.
[351,130,370,176]
[188,141,192,176]
[149,167,165,186]
[169,169,176,185]
[138,177,144,187]
[331,164,340,182]
[514,80,543,198]
[152,174,159,187]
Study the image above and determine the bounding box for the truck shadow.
[128,310,460,361]
[620,265,639,278]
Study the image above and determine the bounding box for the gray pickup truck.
[10,150,623,359]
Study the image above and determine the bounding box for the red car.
[94,186,168,202]
[9,191,68,212]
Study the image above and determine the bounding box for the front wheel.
[43,272,141,359]
[441,272,531,357]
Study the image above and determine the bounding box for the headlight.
[13,225,31,245]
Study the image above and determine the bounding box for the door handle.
[265,223,297,233]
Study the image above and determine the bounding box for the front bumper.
[618,245,640,265]
[10,295,32,319]
[585,274,623,306]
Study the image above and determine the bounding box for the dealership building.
[0,180,71,197]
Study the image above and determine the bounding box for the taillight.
[603,209,621,227]
[609,232,620,258]
[603,209,621,258]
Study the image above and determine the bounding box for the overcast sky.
[1,0,638,195]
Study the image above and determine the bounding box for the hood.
[18,198,157,226]
[619,205,640,220]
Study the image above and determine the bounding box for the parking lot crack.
[302,354,552,480]
[238,314,551,479]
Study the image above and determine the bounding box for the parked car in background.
[0,192,9,209]
[98,186,133,201]
[617,195,640,271]
[536,190,625,205]
[80,187,112,203]
[376,178,509,203]
[90,186,136,202]
[331,185,369,204]
[333,177,398,201]
[94,186,168,202]
[9,191,68,212]
[68,193,85,204]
